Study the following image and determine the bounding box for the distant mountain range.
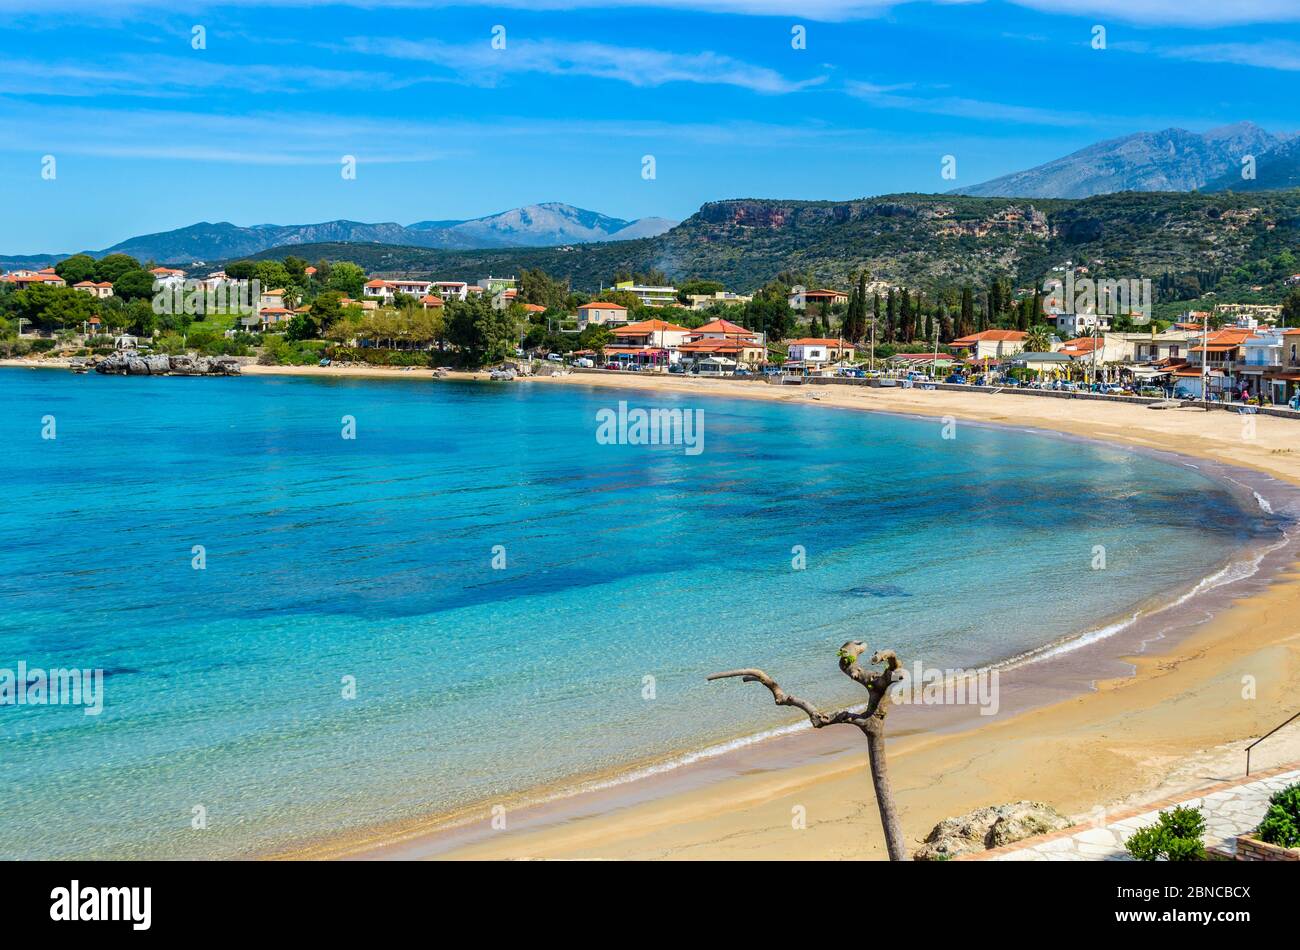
[0,203,677,269]
[954,122,1296,198]
[234,190,1300,295]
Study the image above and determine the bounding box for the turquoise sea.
[0,370,1278,858]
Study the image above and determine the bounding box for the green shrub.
[1256,783,1300,849]
[326,346,432,367]
[1125,805,1207,861]
[258,336,329,366]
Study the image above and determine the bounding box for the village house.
[685,291,753,310]
[1240,327,1300,404]
[610,280,677,308]
[951,329,1028,360]
[576,301,629,328]
[1177,327,1255,398]
[1118,328,1190,364]
[149,266,185,289]
[477,276,516,295]
[788,288,849,309]
[1046,310,1112,336]
[72,280,114,298]
[604,319,693,369]
[433,281,469,302]
[786,337,855,366]
[260,287,288,309]
[1010,351,1074,377]
[676,318,767,366]
[3,267,66,288]
[248,307,296,332]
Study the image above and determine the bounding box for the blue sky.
[1,0,1297,252]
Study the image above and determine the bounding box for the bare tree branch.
[708,642,910,860]
[706,669,868,728]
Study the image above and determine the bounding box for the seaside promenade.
[966,763,1300,861]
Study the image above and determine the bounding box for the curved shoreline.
[9,361,1300,860]
[267,374,1300,860]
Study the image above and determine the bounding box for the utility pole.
[870,310,876,374]
[1202,307,1209,411]
[931,316,940,379]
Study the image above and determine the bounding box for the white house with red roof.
[677,318,767,365]
[786,337,854,365]
[3,267,66,289]
[149,266,186,290]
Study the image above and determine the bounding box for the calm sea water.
[0,370,1273,858]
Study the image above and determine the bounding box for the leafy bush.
[1255,783,1300,849]
[326,346,432,367]
[1124,805,1207,861]
[259,336,329,366]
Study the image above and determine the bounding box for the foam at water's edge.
[357,455,1300,848]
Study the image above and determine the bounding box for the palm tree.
[1022,324,1053,353]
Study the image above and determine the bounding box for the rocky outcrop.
[94,352,242,376]
[914,801,1072,860]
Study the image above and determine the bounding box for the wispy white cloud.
[0,0,1297,27]
[0,100,904,166]
[349,37,826,94]
[1005,0,1300,27]
[0,55,418,98]
[1159,41,1300,72]
[845,80,1093,127]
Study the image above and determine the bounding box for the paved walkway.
[960,763,1300,861]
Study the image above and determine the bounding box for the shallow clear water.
[0,370,1273,857]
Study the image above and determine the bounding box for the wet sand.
[11,358,1300,859]
[269,369,1300,860]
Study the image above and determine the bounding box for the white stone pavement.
[989,768,1300,861]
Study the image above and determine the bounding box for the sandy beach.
[274,366,1300,861]
[10,358,1300,860]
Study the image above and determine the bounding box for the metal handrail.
[1246,710,1300,775]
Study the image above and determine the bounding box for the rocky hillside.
[954,122,1286,198]
[242,190,1300,294]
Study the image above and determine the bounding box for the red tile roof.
[694,318,753,335]
[788,337,850,346]
[952,329,1027,345]
[613,319,690,334]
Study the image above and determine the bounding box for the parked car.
[574,357,594,368]
[668,364,685,374]
[734,366,751,376]
[944,374,966,384]
[547,353,564,362]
